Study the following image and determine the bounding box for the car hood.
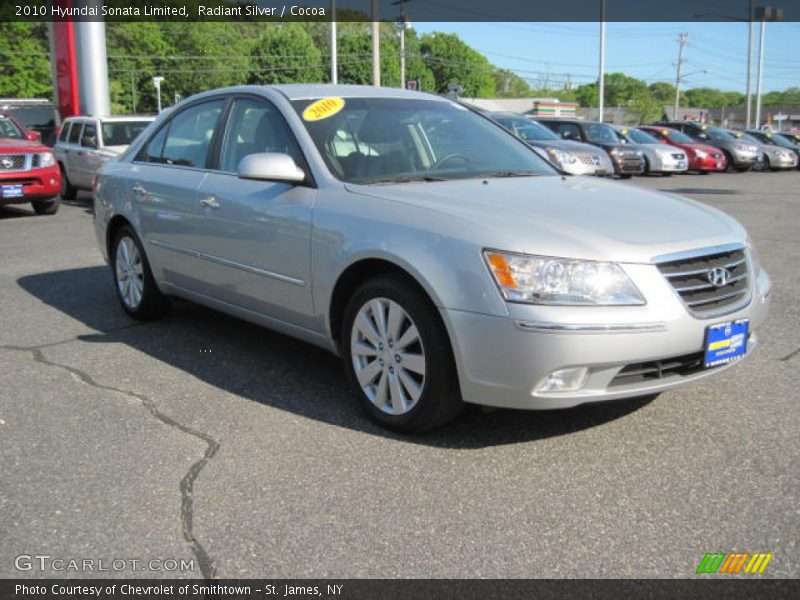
[0,138,47,153]
[346,176,745,264]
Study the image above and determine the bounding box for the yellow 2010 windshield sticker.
[302,97,345,122]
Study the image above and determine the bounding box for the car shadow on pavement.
[17,266,655,449]
[0,205,36,219]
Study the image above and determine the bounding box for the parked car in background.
[613,126,688,175]
[536,118,645,178]
[54,115,154,199]
[0,114,61,214]
[656,121,758,172]
[489,112,613,176]
[745,130,800,169]
[639,126,727,174]
[94,84,771,431]
[727,130,796,171]
[0,99,61,147]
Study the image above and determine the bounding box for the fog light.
[535,367,589,393]
[50,178,57,185]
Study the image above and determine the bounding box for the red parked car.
[639,126,727,174]
[0,113,61,215]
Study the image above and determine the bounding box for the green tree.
[248,23,324,85]
[648,81,676,104]
[419,32,494,97]
[684,87,744,108]
[493,69,532,98]
[762,87,800,107]
[0,22,51,98]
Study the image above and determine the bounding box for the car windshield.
[662,128,695,144]
[704,126,734,141]
[626,128,659,144]
[102,121,151,146]
[292,97,556,184]
[497,117,559,141]
[0,117,23,138]
[583,122,620,144]
[762,133,795,148]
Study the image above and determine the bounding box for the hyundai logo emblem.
[1,158,13,169]
[707,266,732,288]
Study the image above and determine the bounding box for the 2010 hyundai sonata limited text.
[93,85,772,431]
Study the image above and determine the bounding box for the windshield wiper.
[368,175,448,185]
[476,170,540,178]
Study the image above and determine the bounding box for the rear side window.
[82,122,98,146]
[161,100,225,168]
[59,123,71,142]
[68,122,83,144]
[556,122,582,141]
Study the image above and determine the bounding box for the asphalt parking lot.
[1,171,798,579]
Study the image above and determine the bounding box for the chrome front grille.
[578,153,601,166]
[656,247,750,317]
[0,154,28,171]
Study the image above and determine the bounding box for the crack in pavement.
[1,341,220,579]
[780,347,800,362]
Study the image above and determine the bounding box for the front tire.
[111,226,170,320]
[31,196,60,215]
[341,274,463,432]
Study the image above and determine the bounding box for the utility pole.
[371,0,380,86]
[755,18,766,128]
[745,0,754,128]
[598,0,606,122]
[130,71,136,114]
[392,0,411,89]
[673,32,688,119]
[330,0,337,84]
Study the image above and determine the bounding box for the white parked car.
[54,115,154,199]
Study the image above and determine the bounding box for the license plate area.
[704,319,749,367]
[1,184,24,198]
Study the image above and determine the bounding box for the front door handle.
[132,185,146,196]
[200,196,220,209]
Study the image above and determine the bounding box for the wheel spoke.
[369,299,387,338]
[355,311,381,346]
[386,301,404,341]
[388,372,406,414]
[356,359,382,387]
[395,324,420,350]
[353,341,378,357]
[398,368,422,403]
[399,352,425,376]
[374,371,389,408]
[132,261,143,276]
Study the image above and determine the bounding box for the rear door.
[64,120,84,183]
[131,98,227,287]
[73,119,102,188]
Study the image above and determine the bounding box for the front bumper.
[0,165,61,203]
[730,149,759,168]
[767,153,798,169]
[442,264,772,410]
[651,153,689,172]
[612,156,645,175]
[692,154,727,172]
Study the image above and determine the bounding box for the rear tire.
[111,225,170,321]
[31,196,60,215]
[59,164,77,200]
[341,274,463,432]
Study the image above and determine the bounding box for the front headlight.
[694,149,708,159]
[484,250,645,305]
[545,147,578,166]
[35,152,55,167]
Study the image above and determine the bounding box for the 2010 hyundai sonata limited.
[94,85,772,431]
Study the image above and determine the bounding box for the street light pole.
[330,0,337,84]
[674,33,688,120]
[152,76,164,114]
[755,18,766,128]
[371,0,380,86]
[745,0,754,129]
[598,0,605,122]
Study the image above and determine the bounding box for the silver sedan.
[94,85,772,431]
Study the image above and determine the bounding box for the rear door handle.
[200,196,220,209]
[132,185,146,196]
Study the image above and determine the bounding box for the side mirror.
[237,153,306,184]
[26,130,41,142]
[81,136,97,149]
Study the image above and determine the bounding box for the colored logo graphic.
[696,552,773,574]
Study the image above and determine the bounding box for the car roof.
[64,115,155,123]
[269,84,448,102]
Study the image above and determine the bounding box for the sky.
[412,21,800,93]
